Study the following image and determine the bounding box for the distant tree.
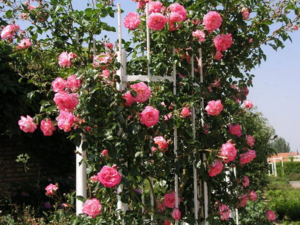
[271,137,290,153]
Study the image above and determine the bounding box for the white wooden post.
[76,136,86,215]
[273,158,277,177]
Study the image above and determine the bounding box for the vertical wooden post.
[76,135,86,215]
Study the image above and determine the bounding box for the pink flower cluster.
[220,143,237,163]
[57,110,76,132]
[93,53,112,68]
[205,100,223,116]
[124,12,141,30]
[208,160,223,177]
[228,123,242,137]
[1,24,20,39]
[238,194,248,207]
[241,8,250,20]
[203,11,222,33]
[219,204,230,221]
[163,192,181,208]
[58,51,77,68]
[242,175,250,188]
[192,30,205,43]
[153,136,168,151]
[82,198,102,218]
[148,1,163,14]
[122,82,151,106]
[97,166,122,188]
[147,13,168,31]
[246,135,255,147]
[18,115,37,133]
[240,149,256,165]
[243,100,254,109]
[17,38,32,49]
[140,106,160,127]
[214,34,233,52]
[54,91,79,111]
[45,183,58,196]
[248,190,257,201]
[172,208,181,220]
[180,107,191,118]
[40,119,56,136]
[168,3,187,31]
[266,210,276,221]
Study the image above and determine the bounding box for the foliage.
[1,0,300,224]
[276,162,300,176]
[271,136,291,153]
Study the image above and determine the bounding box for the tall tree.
[271,137,291,153]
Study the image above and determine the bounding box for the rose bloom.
[238,194,248,207]
[219,204,230,221]
[105,42,114,49]
[214,34,233,52]
[101,149,108,157]
[101,69,110,78]
[172,208,181,220]
[140,106,160,127]
[192,30,205,43]
[40,119,56,136]
[266,210,276,221]
[82,198,102,218]
[240,150,256,165]
[215,51,223,61]
[17,38,32,49]
[228,123,242,137]
[169,3,187,21]
[248,190,257,201]
[208,160,224,177]
[54,91,79,111]
[168,12,183,31]
[203,11,222,33]
[243,100,254,109]
[241,8,250,20]
[97,166,122,188]
[130,82,151,103]
[1,24,20,39]
[156,199,165,213]
[58,51,76,68]
[45,183,58,196]
[147,13,168,31]
[124,12,141,30]
[220,143,237,163]
[153,136,168,151]
[148,1,163,14]
[56,110,76,132]
[90,175,98,183]
[93,53,112,68]
[246,135,255,147]
[66,75,81,92]
[205,100,223,116]
[18,115,37,133]
[164,113,172,121]
[180,107,191,118]
[122,91,135,106]
[52,77,66,92]
[242,175,250,188]
[163,192,181,208]
[164,220,171,225]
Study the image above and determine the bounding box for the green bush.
[277,162,300,177]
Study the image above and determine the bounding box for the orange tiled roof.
[268,152,299,162]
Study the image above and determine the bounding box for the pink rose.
[219,204,230,221]
[215,51,223,60]
[54,91,79,112]
[168,12,183,31]
[246,135,255,147]
[220,143,237,163]
[266,210,276,221]
[105,42,114,49]
[17,38,32,49]
[242,175,250,188]
[93,53,112,68]
[56,110,76,132]
[228,123,242,137]
[192,30,205,43]
[241,8,250,20]
[169,3,187,21]
[163,192,181,208]
[130,82,151,103]
[58,52,76,68]
[248,190,257,201]
[147,13,168,31]
[208,160,223,177]
[213,34,233,52]
[18,115,37,133]
[164,113,172,121]
[240,150,256,165]
[45,183,58,196]
[82,198,102,218]
[140,106,160,127]
[40,119,56,136]
[101,149,108,157]
[293,25,298,31]
[28,5,37,10]
[203,11,222,33]
[238,194,248,207]
[52,77,66,92]
[90,175,98,183]
[243,100,254,109]
[97,166,122,188]
[1,24,20,39]
[180,107,191,118]
[205,100,223,116]
[156,199,165,213]
[172,208,181,220]
[122,91,136,106]
[101,69,110,78]
[164,220,171,225]
[148,1,163,14]
[124,12,141,30]
[66,75,81,92]
[153,136,168,151]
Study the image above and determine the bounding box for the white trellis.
[76,3,209,224]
